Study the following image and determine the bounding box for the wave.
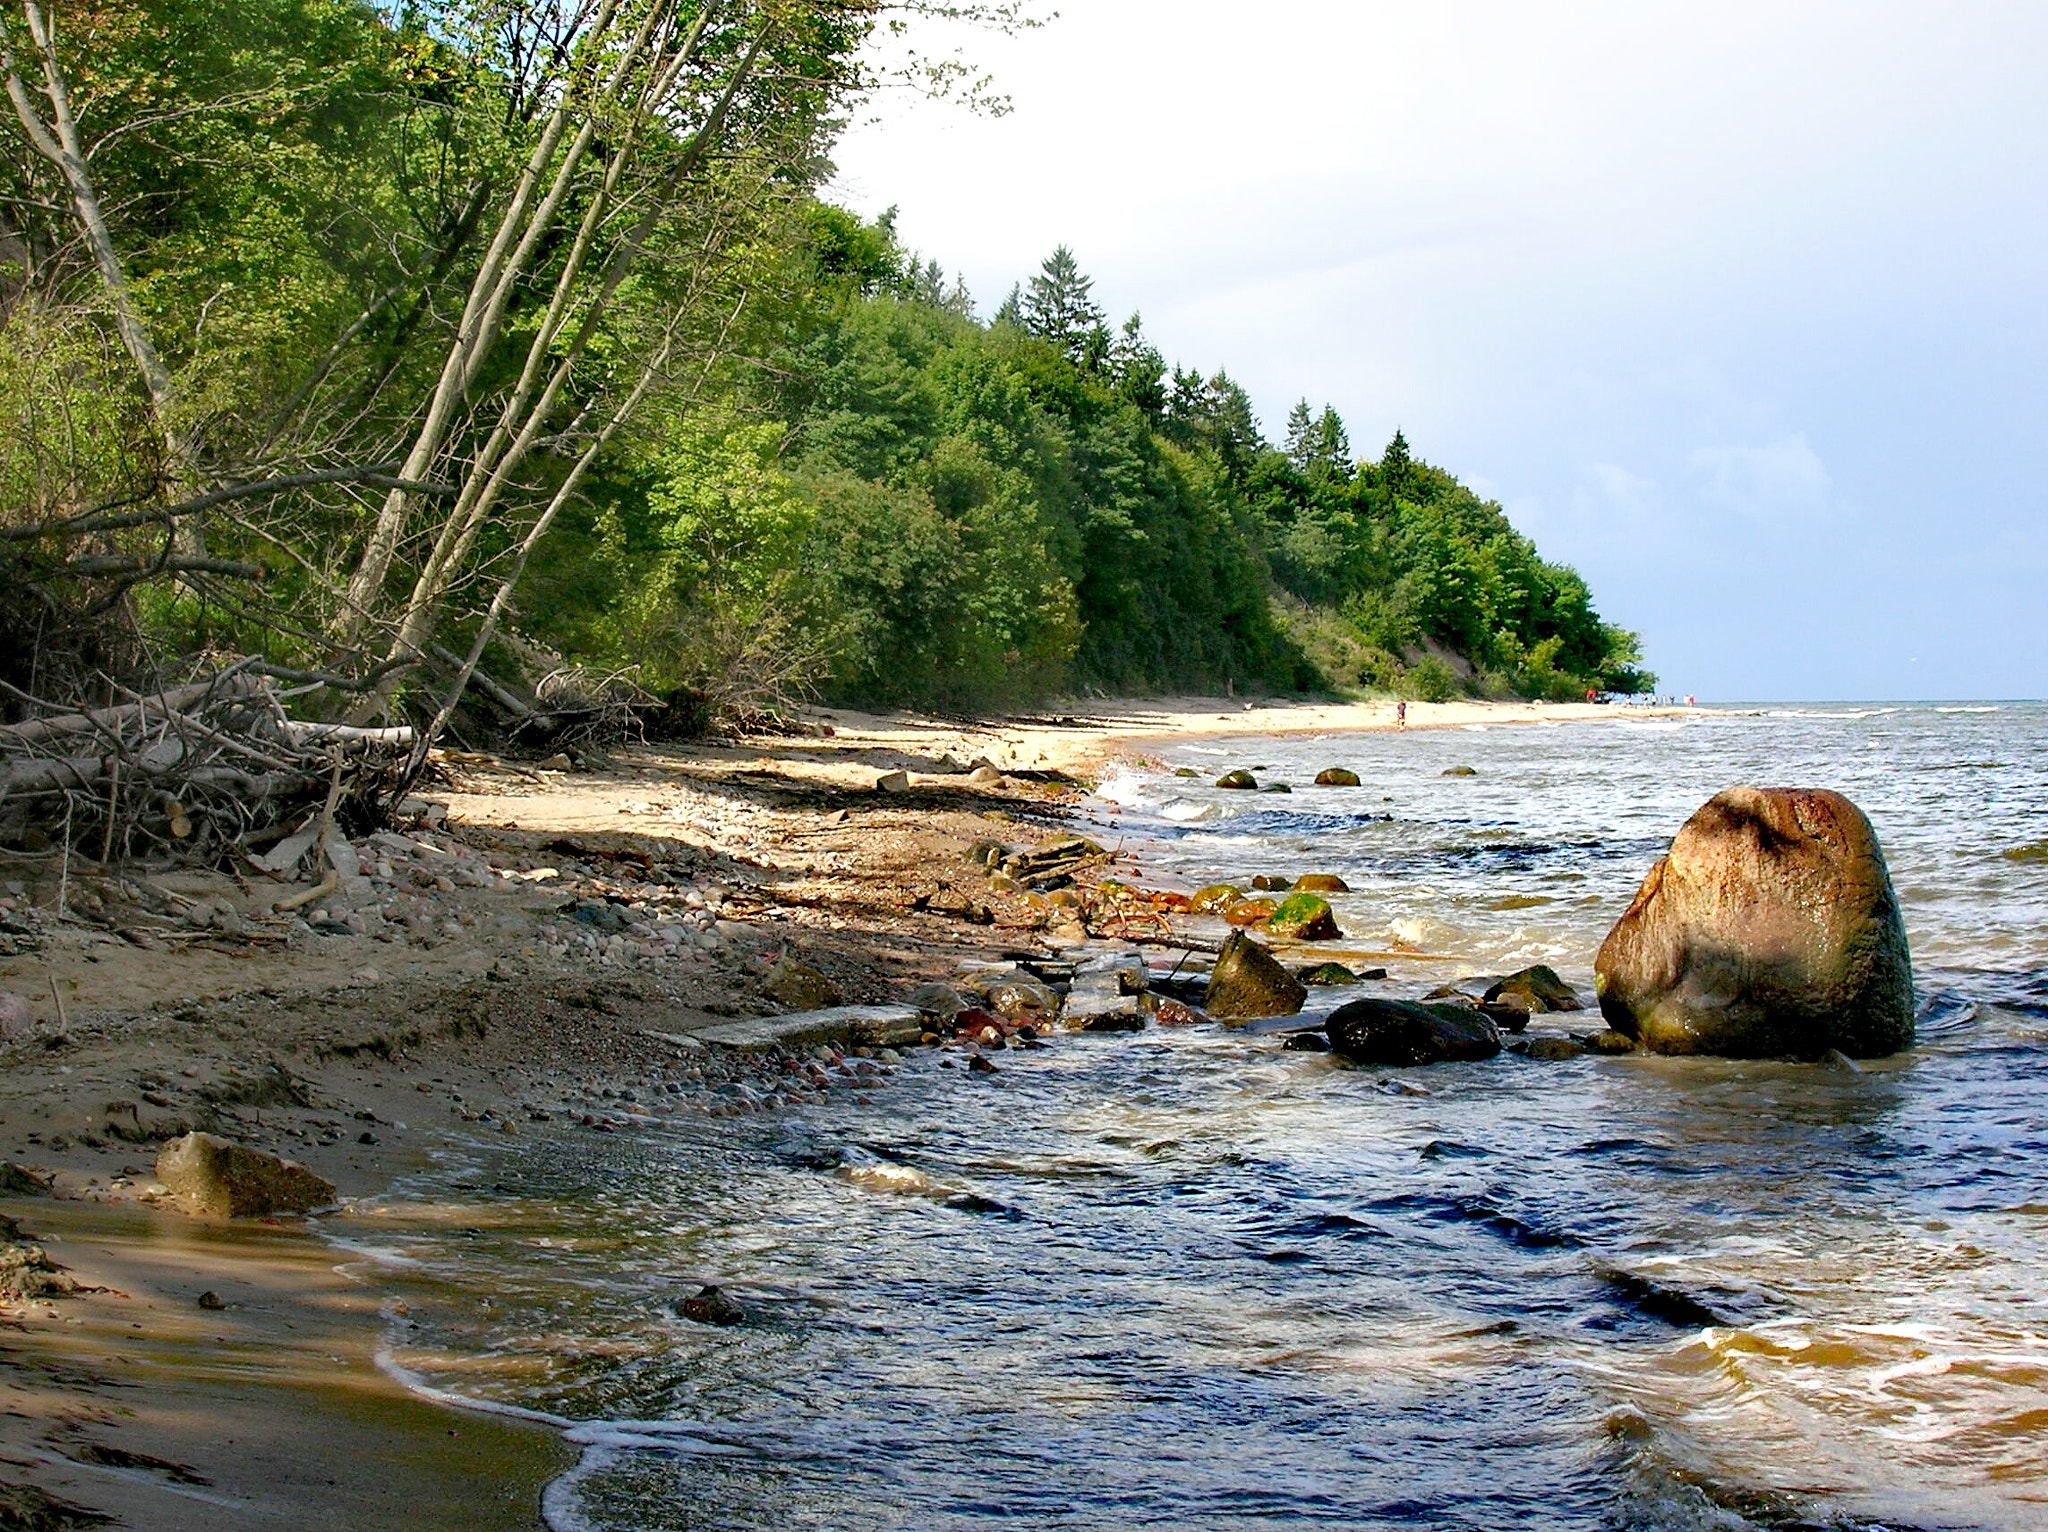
[1089,765,1156,807]
[1763,707,1900,719]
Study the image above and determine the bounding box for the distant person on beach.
[1397,701,1407,729]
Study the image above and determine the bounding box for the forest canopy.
[0,0,1651,740]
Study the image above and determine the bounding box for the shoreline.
[0,694,1690,1526]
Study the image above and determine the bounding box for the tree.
[1019,244,1102,358]
[1380,428,1416,498]
[1109,313,1165,417]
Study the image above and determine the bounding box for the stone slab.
[692,1004,926,1052]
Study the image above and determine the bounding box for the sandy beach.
[0,695,1690,1527]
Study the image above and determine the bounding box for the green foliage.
[0,0,1648,720]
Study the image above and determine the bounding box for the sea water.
[341,704,2048,1531]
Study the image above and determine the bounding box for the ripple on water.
[351,706,2048,1532]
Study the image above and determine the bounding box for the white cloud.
[1685,435,1833,521]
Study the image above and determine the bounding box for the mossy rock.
[1173,767,1201,778]
[1189,884,1245,914]
[1268,892,1340,940]
[1442,765,1477,777]
[1250,874,1291,891]
[1258,783,1292,794]
[1297,962,1358,986]
[1482,963,1584,1014]
[1292,873,1349,893]
[1216,770,1258,790]
[1315,767,1361,787]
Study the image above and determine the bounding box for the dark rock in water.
[1154,998,1209,1026]
[1590,1261,1737,1328]
[1189,884,1245,914]
[1594,786,1914,1058]
[1292,873,1350,893]
[681,1284,746,1325]
[1586,1029,1638,1054]
[1297,962,1358,986]
[1817,1047,1864,1074]
[1205,931,1308,1019]
[1216,770,1259,790]
[1223,897,1277,927]
[1250,875,1291,891]
[1258,783,1293,794]
[1314,768,1361,787]
[1357,967,1388,981]
[1442,765,1477,777]
[1326,998,1502,1066]
[197,1289,227,1310]
[1283,1032,1330,1052]
[1523,1036,1587,1061]
[967,1053,999,1073]
[1173,767,1201,778]
[155,1132,335,1218]
[1267,893,1340,941]
[1483,964,1584,1013]
[1478,1003,1531,1035]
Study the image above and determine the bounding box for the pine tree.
[1163,365,1208,440]
[1021,245,1105,357]
[1283,399,1317,470]
[1110,313,1166,417]
[993,283,1024,328]
[1313,405,1350,474]
[1381,428,1416,498]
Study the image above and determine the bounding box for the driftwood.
[0,667,411,864]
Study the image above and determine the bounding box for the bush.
[1408,656,1457,702]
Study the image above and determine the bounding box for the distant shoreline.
[809,695,1707,779]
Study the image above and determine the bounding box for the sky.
[826,0,2048,701]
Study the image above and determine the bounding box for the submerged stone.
[1314,768,1361,787]
[1292,873,1350,893]
[1326,999,1502,1067]
[1215,770,1259,790]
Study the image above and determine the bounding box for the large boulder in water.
[1594,786,1913,1058]
[1326,998,1502,1066]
